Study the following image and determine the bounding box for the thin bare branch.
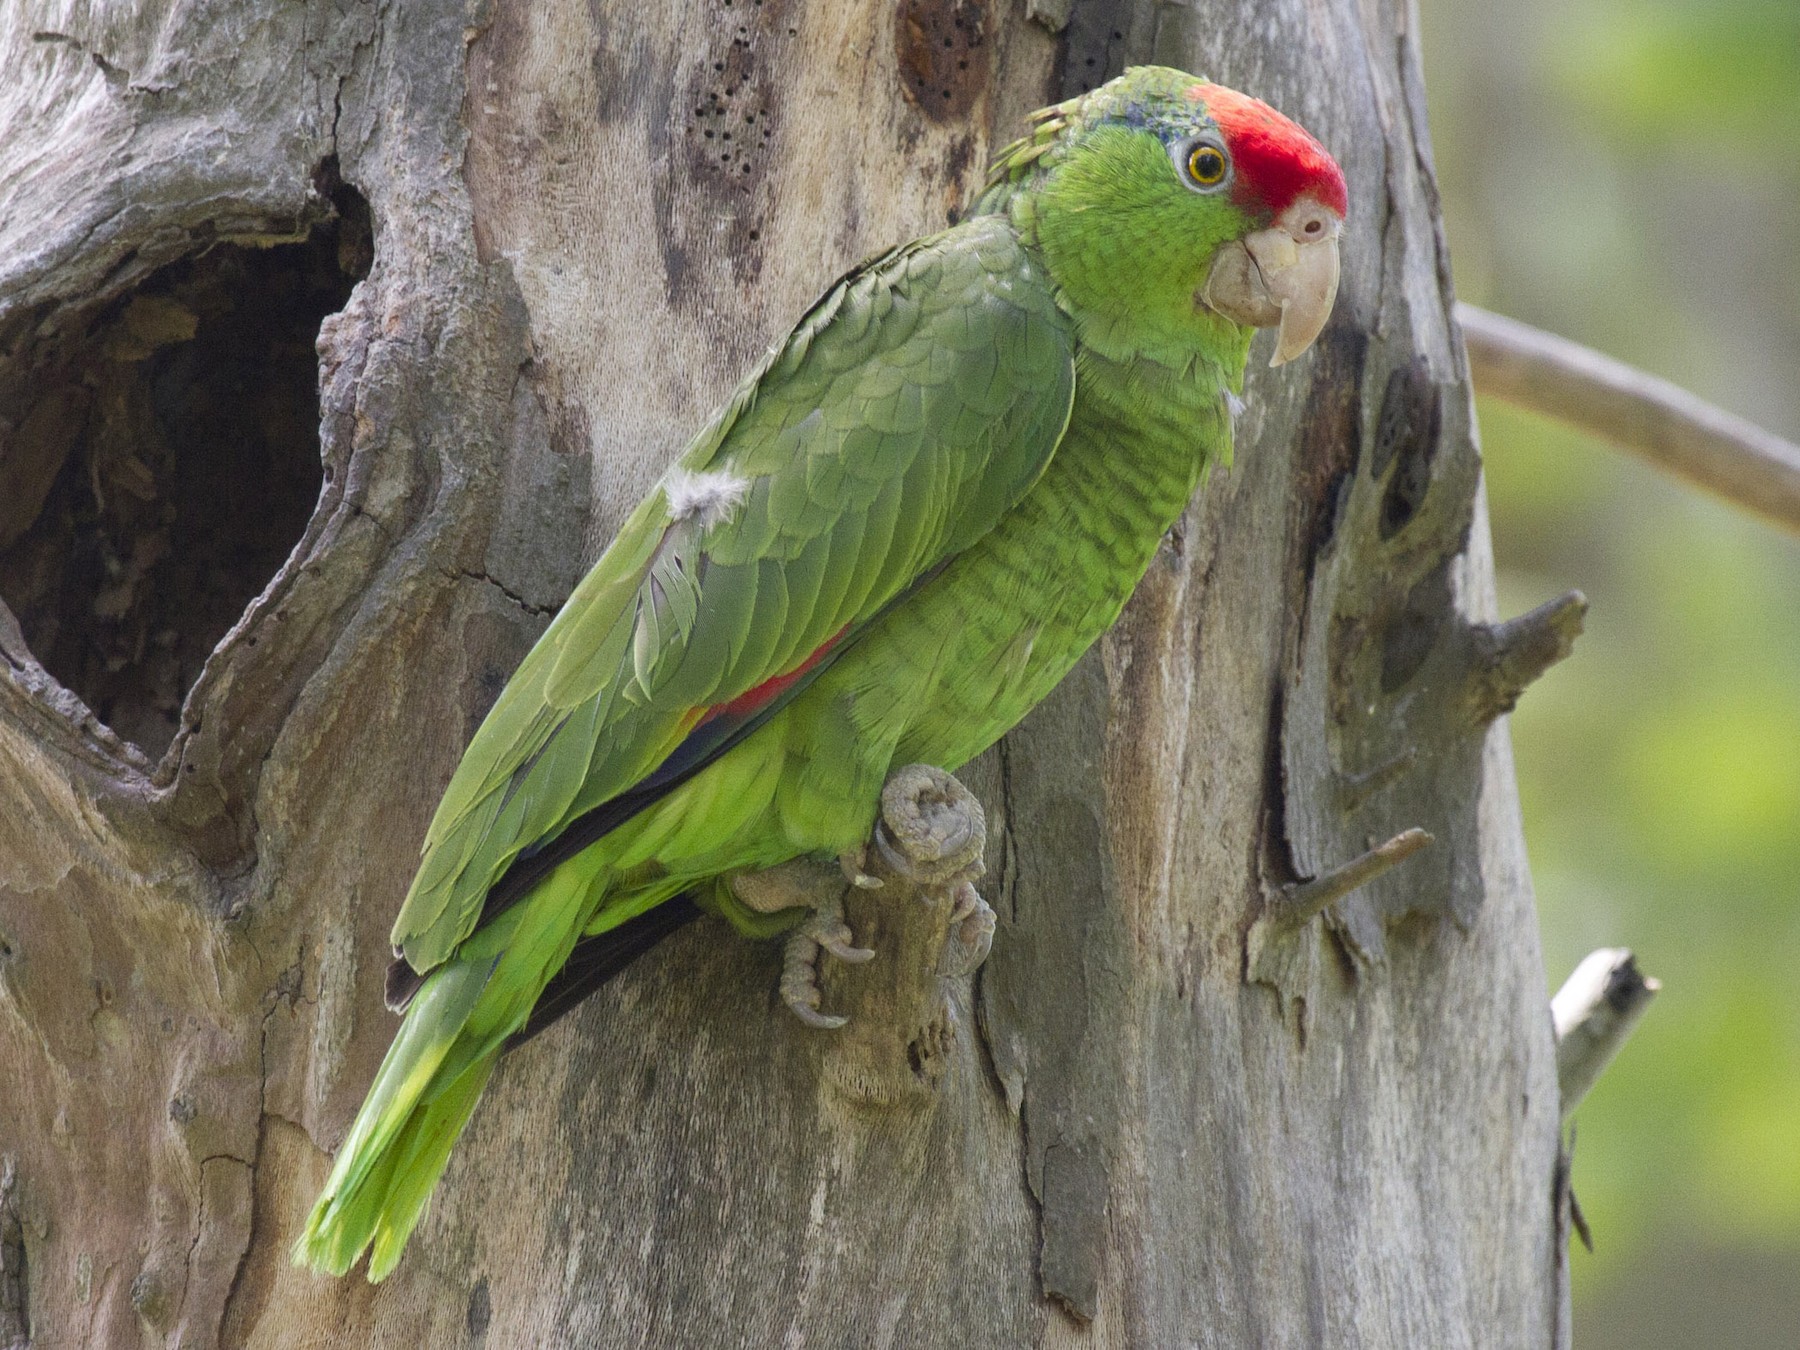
[1458,303,1800,537]
[1552,948,1660,1120]
[1278,828,1435,929]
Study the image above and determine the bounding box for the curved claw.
[816,926,876,964]
[838,847,884,890]
[784,997,848,1031]
[872,825,938,906]
[780,930,850,1030]
[871,820,911,876]
[874,822,984,904]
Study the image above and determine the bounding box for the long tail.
[294,870,700,1279]
[294,953,503,1279]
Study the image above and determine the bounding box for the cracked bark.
[0,0,1568,1345]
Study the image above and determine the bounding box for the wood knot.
[874,763,985,886]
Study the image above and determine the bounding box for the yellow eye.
[1187,143,1228,187]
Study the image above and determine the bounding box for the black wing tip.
[384,956,426,1013]
[505,894,706,1052]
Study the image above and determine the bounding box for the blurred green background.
[1418,0,1800,1341]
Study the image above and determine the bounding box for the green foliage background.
[1419,0,1800,1341]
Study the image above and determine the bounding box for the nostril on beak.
[1279,198,1341,245]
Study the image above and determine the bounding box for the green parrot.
[297,65,1346,1279]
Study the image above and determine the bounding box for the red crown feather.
[1190,83,1348,219]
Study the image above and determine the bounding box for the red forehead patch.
[1186,83,1347,219]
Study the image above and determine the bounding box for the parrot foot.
[773,766,993,1030]
[780,888,874,1030]
[732,858,877,1030]
[730,859,879,1029]
[938,880,997,977]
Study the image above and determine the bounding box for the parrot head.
[986,67,1347,366]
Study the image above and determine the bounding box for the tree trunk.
[0,0,1571,1345]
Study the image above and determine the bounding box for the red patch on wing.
[1187,82,1347,220]
[697,626,851,727]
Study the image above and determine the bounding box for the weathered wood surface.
[0,0,1566,1345]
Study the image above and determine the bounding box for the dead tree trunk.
[0,1,1570,1344]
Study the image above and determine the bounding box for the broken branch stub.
[1552,947,1660,1120]
[1247,828,1436,1022]
[814,764,990,1105]
[874,762,987,887]
[1465,590,1587,728]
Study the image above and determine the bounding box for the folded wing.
[391,218,1076,973]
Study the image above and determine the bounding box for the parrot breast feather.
[389,216,1076,973]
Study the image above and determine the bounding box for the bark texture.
[0,0,1567,1345]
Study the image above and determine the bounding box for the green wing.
[392,216,1075,971]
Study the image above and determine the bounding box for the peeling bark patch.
[895,0,989,122]
[1276,293,1494,970]
[1292,327,1366,585]
[1038,1140,1105,1322]
[0,199,370,758]
[1372,359,1443,540]
[979,679,1128,1332]
[0,1163,26,1350]
[465,1277,492,1340]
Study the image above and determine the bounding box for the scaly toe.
[947,879,981,923]
[779,931,849,1030]
[939,890,997,978]
[838,846,884,890]
[777,893,874,1028]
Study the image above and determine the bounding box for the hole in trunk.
[0,184,371,759]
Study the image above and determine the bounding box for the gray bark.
[0,0,1569,1345]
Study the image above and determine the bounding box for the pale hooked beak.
[1200,196,1343,367]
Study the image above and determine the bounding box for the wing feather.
[392,217,1076,971]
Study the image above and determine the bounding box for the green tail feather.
[295,860,601,1278]
[366,1056,497,1279]
[293,956,500,1278]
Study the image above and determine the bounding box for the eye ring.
[1176,138,1231,192]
